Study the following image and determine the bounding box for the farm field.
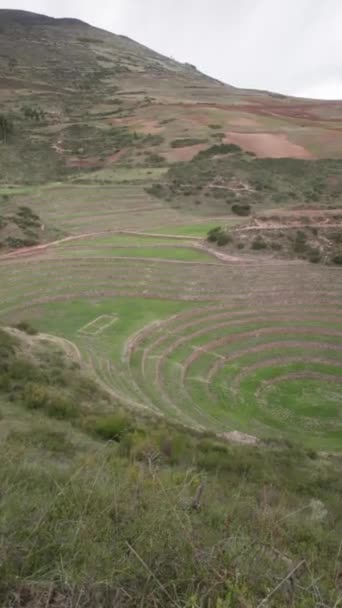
[1,193,341,449]
[0,8,341,455]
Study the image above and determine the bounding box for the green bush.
[232,202,251,216]
[14,321,38,335]
[143,134,164,146]
[252,237,268,250]
[217,232,232,246]
[194,143,242,161]
[171,138,206,148]
[207,226,222,242]
[293,230,308,254]
[0,113,14,142]
[94,413,132,441]
[23,383,78,419]
[332,253,342,265]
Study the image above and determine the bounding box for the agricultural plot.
[0,224,341,450]
[78,314,118,336]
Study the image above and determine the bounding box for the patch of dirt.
[110,117,163,134]
[223,132,314,159]
[229,117,260,127]
[171,100,342,122]
[219,431,258,445]
[163,143,208,161]
[104,149,126,165]
[66,157,101,168]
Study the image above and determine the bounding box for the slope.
[0,324,341,607]
[1,9,342,187]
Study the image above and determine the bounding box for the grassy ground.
[0,327,341,608]
[51,245,214,261]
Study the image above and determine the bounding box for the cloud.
[1,0,342,99]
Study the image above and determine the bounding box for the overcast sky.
[2,0,342,99]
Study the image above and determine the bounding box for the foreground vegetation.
[0,327,341,607]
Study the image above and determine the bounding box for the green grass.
[156,220,242,237]
[70,166,169,183]
[28,297,198,358]
[53,245,213,261]
[0,325,341,606]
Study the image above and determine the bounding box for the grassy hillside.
[0,10,341,607]
[147,147,342,214]
[1,9,342,186]
[0,326,341,607]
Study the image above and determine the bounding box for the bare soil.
[223,132,314,159]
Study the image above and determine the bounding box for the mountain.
[1,9,342,184]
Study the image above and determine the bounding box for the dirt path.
[2,222,341,264]
[0,230,203,261]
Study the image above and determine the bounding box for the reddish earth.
[229,117,260,127]
[66,157,100,169]
[163,143,208,161]
[66,149,127,169]
[224,132,314,159]
[104,149,126,165]
[172,100,342,122]
[110,117,163,134]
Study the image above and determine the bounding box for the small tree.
[0,114,14,143]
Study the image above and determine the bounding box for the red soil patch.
[66,157,100,169]
[163,143,208,162]
[229,117,260,127]
[110,117,163,134]
[171,101,342,122]
[224,132,314,159]
[104,149,126,165]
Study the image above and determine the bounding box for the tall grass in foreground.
[0,327,341,607]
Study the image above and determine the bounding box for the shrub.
[143,134,164,146]
[217,232,232,246]
[207,226,222,242]
[232,202,251,216]
[145,183,165,199]
[14,321,38,335]
[94,413,132,441]
[21,106,45,122]
[171,138,206,148]
[46,393,78,420]
[194,143,242,161]
[146,153,166,166]
[252,237,268,250]
[23,383,78,419]
[293,230,307,254]
[306,246,321,263]
[23,383,49,410]
[309,251,321,263]
[0,114,14,142]
[332,254,342,265]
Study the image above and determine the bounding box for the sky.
[2,0,342,99]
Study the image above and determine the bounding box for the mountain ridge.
[1,8,342,186]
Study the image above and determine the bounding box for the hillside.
[0,10,341,607]
[1,10,342,185]
[0,325,341,607]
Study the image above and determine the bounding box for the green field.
[1,203,341,448]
